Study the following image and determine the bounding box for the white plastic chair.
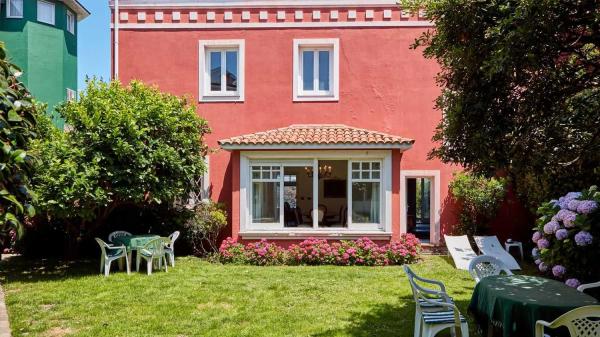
[95,238,130,277]
[578,281,600,293]
[164,231,180,267]
[474,236,521,270]
[403,265,468,337]
[108,230,132,243]
[535,305,600,337]
[444,235,478,270]
[468,255,513,283]
[136,238,168,275]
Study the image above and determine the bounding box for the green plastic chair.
[136,238,168,275]
[95,238,130,277]
[535,305,600,337]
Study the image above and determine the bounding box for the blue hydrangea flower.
[537,238,550,249]
[567,199,581,211]
[555,229,568,240]
[574,231,593,246]
[543,220,560,234]
[565,278,581,288]
[555,209,577,227]
[576,200,598,214]
[552,265,566,278]
[532,247,540,258]
[539,262,549,273]
[532,231,543,243]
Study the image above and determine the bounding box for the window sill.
[239,230,391,240]
[200,95,244,103]
[293,95,338,102]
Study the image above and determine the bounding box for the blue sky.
[77,0,110,89]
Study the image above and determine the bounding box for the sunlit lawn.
[1,255,482,337]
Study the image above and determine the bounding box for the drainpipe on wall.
[114,0,119,79]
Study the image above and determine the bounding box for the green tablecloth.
[469,275,598,337]
[112,234,160,251]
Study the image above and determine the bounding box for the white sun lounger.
[444,235,478,270]
[474,236,521,270]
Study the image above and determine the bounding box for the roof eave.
[219,143,414,151]
[62,0,90,21]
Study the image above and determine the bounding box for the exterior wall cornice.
[109,0,401,9]
[109,6,431,29]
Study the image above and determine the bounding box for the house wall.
[112,4,464,244]
[0,0,79,129]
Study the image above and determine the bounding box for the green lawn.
[1,256,481,337]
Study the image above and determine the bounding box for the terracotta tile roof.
[219,124,414,149]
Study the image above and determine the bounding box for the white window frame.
[240,150,391,236]
[293,38,339,102]
[66,10,75,33]
[66,88,76,101]
[6,0,23,18]
[348,160,383,230]
[37,0,55,25]
[198,39,245,102]
[400,170,441,244]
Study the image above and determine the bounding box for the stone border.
[0,283,11,337]
[0,255,12,337]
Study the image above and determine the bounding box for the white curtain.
[369,182,380,223]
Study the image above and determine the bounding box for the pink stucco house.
[109,0,505,246]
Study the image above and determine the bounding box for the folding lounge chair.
[444,235,478,270]
[474,236,521,270]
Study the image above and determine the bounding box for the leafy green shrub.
[183,200,228,256]
[31,79,210,252]
[532,186,599,287]
[449,172,507,235]
[0,42,40,251]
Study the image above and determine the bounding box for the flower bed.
[532,186,599,287]
[218,235,421,266]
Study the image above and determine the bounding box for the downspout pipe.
[114,0,119,79]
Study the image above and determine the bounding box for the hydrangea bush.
[532,186,600,288]
[218,234,421,266]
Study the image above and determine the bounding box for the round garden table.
[112,234,161,269]
[469,275,598,337]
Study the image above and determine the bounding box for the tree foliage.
[183,200,228,256]
[406,0,600,208]
[449,172,507,235]
[0,42,39,247]
[32,80,210,238]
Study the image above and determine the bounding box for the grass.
[1,255,481,337]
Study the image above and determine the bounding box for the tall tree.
[32,80,210,246]
[406,0,600,207]
[0,42,39,248]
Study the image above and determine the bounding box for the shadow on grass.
[0,256,99,284]
[311,296,480,337]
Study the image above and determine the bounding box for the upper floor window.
[37,0,55,25]
[293,38,339,102]
[199,40,245,102]
[6,0,23,18]
[66,10,75,33]
[66,88,76,101]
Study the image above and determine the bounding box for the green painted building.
[0,0,89,128]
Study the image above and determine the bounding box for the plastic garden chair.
[468,255,513,283]
[535,305,600,337]
[578,281,600,293]
[164,231,180,267]
[95,238,130,277]
[108,230,132,243]
[403,265,468,337]
[136,238,168,275]
[474,236,521,270]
